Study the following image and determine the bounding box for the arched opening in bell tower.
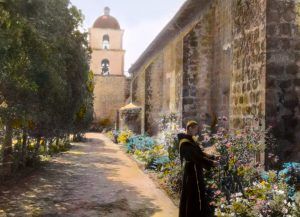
[102,34,110,49]
[101,59,110,76]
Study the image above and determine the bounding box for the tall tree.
[0,0,93,173]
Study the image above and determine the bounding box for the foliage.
[0,0,93,175]
[210,126,266,200]
[277,162,300,200]
[134,144,169,171]
[117,130,133,144]
[126,135,155,153]
[161,156,182,196]
[203,119,300,216]
[154,113,184,193]
[106,130,119,143]
[114,114,184,192]
[214,173,300,217]
[108,115,300,216]
[156,113,184,160]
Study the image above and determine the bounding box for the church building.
[89,7,129,127]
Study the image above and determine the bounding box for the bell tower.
[90,7,125,76]
[90,7,129,126]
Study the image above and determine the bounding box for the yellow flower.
[117,130,133,144]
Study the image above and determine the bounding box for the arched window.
[101,59,110,76]
[102,34,110,49]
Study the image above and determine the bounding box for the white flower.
[275,190,285,195]
[236,197,242,203]
[282,207,288,214]
[236,192,243,197]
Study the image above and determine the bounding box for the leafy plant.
[204,119,299,216]
[156,113,184,160]
[125,135,155,153]
[106,130,119,143]
[117,130,133,144]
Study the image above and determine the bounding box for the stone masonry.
[265,0,300,161]
[125,0,300,161]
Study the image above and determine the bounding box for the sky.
[70,0,186,73]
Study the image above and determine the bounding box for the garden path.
[0,133,178,217]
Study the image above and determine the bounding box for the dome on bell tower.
[93,7,121,30]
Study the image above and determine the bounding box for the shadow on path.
[0,133,177,217]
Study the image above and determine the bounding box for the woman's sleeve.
[180,143,215,169]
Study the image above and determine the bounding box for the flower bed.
[107,115,300,216]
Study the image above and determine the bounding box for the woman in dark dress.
[178,121,218,217]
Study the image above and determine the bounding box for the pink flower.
[225,143,231,148]
[215,190,222,196]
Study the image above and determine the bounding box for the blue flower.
[278,162,300,199]
[261,171,269,181]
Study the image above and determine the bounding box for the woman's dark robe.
[178,133,215,217]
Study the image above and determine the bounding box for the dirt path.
[0,133,178,217]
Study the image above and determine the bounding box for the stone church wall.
[131,38,185,135]
[144,55,164,135]
[182,5,215,126]
[211,0,233,125]
[128,0,300,160]
[94,75,130,126]
[230,0,267,129]
[265,0,300,161]
[131,69,146,133]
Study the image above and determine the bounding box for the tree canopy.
[0,0,93,172]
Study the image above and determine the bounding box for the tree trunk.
[33,137,41,161]
[48,138,54,155]
[21,130,27,167]
[2,121,13,176]
[45,139,49,156]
